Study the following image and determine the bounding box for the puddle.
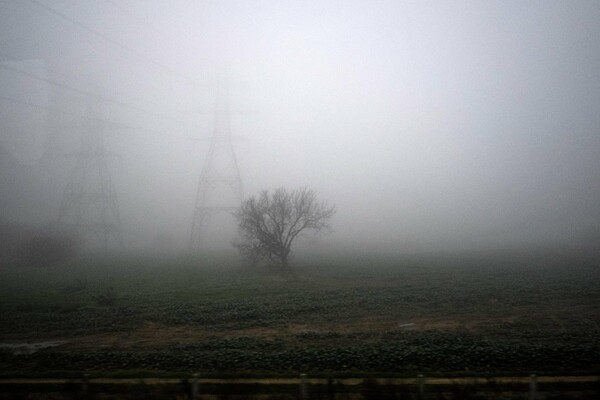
[0,341,68,355]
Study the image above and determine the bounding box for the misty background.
[1,0,599,255]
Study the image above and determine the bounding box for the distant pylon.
[189,80,244,250]
[57,96,123,250]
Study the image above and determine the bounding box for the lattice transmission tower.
[56,97,123,250]
[189,81,244,250]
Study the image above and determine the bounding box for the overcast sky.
[1,0,599,253]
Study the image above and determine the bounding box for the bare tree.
[233,187,335,268]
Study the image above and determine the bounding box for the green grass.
[0,249,599,375]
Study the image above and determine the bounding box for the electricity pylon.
[189,81,244,250]
[56,97,123,250]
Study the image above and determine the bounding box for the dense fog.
[1,0,599,257]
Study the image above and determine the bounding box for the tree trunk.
[280,254,289,269]
[280,248,291,269]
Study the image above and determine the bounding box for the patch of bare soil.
[0,341,67,355]
[61,314,523,349]
[20,302,597,350]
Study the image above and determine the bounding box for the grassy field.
[1,248,599,376]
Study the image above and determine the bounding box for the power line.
[28,0,200,86]
[102,0,210,88]
[0,94,196,142]
[0,58,187,124]
[103,0,175,44]
[0,94,134,151]
[0,52,206,143]
[1,93,95,121]
[0,50,76,83]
